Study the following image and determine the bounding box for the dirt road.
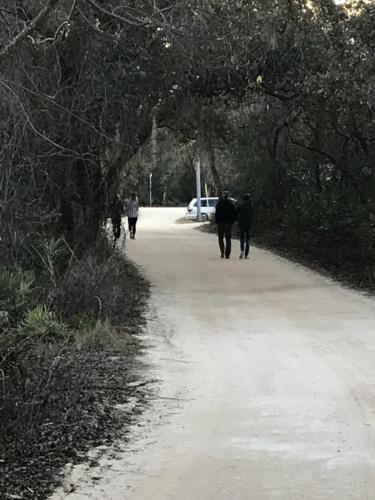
[51,208,375,500]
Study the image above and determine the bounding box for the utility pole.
[149,172,153,207]
[151,113,157,208]
[196,157,202,222]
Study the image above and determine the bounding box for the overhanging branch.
[0,0,59,64]
[86,0,150,27]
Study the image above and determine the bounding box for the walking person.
[125,193,139,239]
[215,191,237,259]
[109,194,124,244]
[237,193,254,260]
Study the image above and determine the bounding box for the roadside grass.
[73,318,139,352]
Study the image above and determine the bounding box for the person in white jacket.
[125,193,139,239]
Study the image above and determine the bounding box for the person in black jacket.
[109,194,124,243]
[237,193,254,259]
[215,191,237,259]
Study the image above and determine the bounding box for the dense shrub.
[0,237,148,458]
[53,242,147,327]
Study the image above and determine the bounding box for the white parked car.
[185,197,219,221]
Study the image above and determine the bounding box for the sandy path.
[50,207,375,500]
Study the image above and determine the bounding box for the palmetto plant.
[0,266,36,326]
[21,305,68,341]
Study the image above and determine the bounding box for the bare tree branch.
[0,80,81,157]
[68,0,79,23]
[86,0,150,27]
[77,6,106,33]
[0,0,59,64]
[1,78,115,142]
[0,7,17,16]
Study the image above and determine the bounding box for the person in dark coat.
[237,193,254,259]
[215,191,237,259]
[109,194,124,243]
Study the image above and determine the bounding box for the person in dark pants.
[237,193,254,259]
[125,193,139,239]
[215,191,237,259]
[109,194,124,243]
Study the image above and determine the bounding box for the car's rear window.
[193,199,208,207]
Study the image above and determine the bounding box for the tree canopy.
[1,0,374,281]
